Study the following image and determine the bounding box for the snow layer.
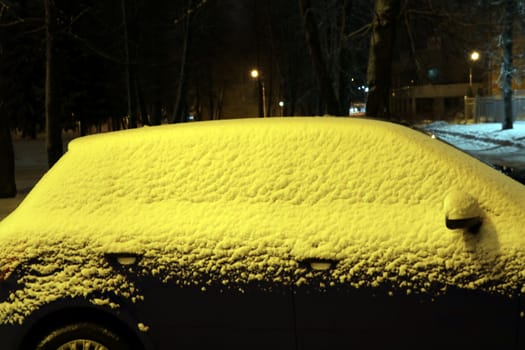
[1,117,525,324]
[423,121,525,153]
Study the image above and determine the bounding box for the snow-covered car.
[1,117,525,350]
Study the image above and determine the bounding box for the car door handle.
[104,252,142,267]
[299,258,338,271]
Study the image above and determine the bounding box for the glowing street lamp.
[278,100,284,116]
[469,51,480,88]
[250,68,267,118]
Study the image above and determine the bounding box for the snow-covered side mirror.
[444,190,483,233]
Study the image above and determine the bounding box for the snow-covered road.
[422,121,525,168]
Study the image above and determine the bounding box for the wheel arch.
[18,304,151,350]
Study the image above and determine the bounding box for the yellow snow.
[1,117,525,323]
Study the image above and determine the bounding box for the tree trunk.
[44,0,63,168]
[338,0,354,114]
[121,0,138,128]
[0,105,16,198]
[171,2,192,123]
[501,0,514,130]
[207,69,215,120]
[366,0,401,119]
[136,78,151,125]
[298,0,342,115]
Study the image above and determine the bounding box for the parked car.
[1,117,525,350]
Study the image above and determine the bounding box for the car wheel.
[36,322,131,350]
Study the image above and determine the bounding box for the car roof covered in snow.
[1,117,525,323]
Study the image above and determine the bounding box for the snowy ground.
[422,121,525,169]
[0,120,524,221]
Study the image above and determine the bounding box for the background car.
[1,117,525,349]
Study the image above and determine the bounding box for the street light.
[278,100,284,116]
[469,51,480,88]
[250,68,267,118]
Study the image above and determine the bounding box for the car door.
[292,263,519,350]
[131,266,296,350]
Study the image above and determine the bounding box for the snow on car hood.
[1,117,525,324]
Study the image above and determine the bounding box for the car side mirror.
[444,190,483,233]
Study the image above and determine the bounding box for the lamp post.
[250,69,267,118]
[278,100,284,116]
[465,51,481,122]
[469,51,480,88]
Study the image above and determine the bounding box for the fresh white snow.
[423,121,525,167]
[423,121,525,150]
[1,117,525,325]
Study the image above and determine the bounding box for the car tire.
[35,322,132,350]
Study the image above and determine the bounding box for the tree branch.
[173,0,208,24]
[0,2,22,26]
[66,31,124,64]
[70,6,92,26]
[345,23,372,40]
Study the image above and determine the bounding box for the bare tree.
[366,0,401,119]
[298,0,343,115]
[44,0,63,167]
[171,0,194,123]
[476,0,525,129]
[0,3,17,197]
[501,0,516,129]
[0,102,16,197]
[121,0,138,128]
